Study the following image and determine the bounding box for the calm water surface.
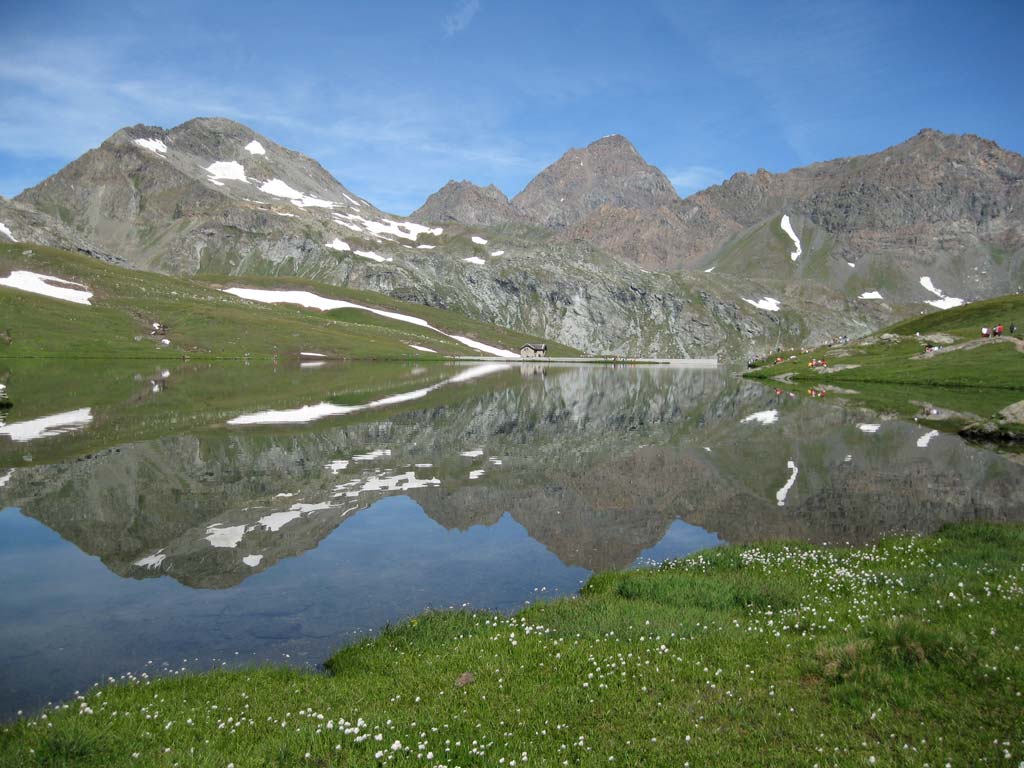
[1,360,1022,718]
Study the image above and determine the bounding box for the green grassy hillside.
[0,243,580,359]
[2,524,1021,767]
[885,294,1024,339]
[745,295,1024,427]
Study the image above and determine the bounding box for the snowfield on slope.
[0,270,93,305]
[742,297,781,312]
[0,407,93,442]
[206,160,248,184]
[780,215,802,261]
[133,138,167,155]
[919,276,965,310]
[221,287,519,358]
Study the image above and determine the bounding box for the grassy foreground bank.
[2,524,1023,767]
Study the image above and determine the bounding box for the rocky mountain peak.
[410,179,524,226]
[511,134,679,230]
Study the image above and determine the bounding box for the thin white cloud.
[443,0,481,37]
[668,165,725,196]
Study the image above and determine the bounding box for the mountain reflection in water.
[1,362,1022,717]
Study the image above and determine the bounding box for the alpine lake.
[1,358,1022,720]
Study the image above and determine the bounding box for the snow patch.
[408,344,437,353]
[0,407,93,442]
[919,276,965,310]
[355,216,437,242]
[243,554,263,567]
[205,524,247,548]
[463,257,486,265]
[133,138,167,155]
[206,160,248,184]
[244,140,266,155]
[704,266,715,273]
[740,409,779,426]
[775,460,799,506]
[325,460,350,474]
[353,449,391,462]
[0,223,14,241]
[471,236,488,245]
[0,469,12,488]
[134,552,165,569]
[222,287,517,357]
[916,429,939,448]
[460,449,483,457]
[858,423,881,433]
[859,291,884,300]
[259,178,304,198]
[469,469,485,480]
[325,239,350,252]
[450,335,518,358]
[742,297,781,312]
[300,352,326,358]
[228,363,509,426]
[256,510,304,532]
[259,178,337,209]
[335,470,440,497]
[0,270,93,305]
[354,250,392,263]
[417,244,436,250]
[847,262,855,269]
[490,250,505,257]
[779,214,802,261]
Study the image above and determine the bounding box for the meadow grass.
[2,523,1021,766]
[0,244,579,360]
[746,296,1024,422]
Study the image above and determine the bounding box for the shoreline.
[3,523,1021,766]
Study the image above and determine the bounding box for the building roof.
[520,343,547,351]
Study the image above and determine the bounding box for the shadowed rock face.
[0,197,125,266]
[512,135,679,231]
[411,180,526,227]
[4,365,1023,588]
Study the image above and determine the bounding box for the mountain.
[511,134,679,230]
[9,117,884,358]
[17,117,391,275]
[410,180,525,227]
[415,129,1024,302]
[12,118,1017,358]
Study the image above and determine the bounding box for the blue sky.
[1,0,1022,214]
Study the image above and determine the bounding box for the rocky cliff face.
[0,197,126,266]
